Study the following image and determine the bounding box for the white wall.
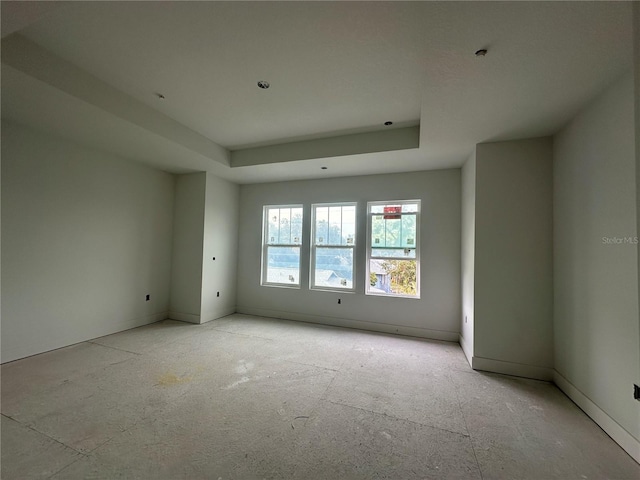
[473,137,554,380]
[169,172,239,324]
[169,173,206,323]
[237,169,461,340]
[634,0,640,391]
[460,151,476,363]
[200,173,239,322]
[1,122,175,363]
[554,72,639,458]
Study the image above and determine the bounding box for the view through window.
[262,205,303,287]
[311,203,356,290]
[367,201,420,297]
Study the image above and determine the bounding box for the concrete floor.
[2,314,639,479]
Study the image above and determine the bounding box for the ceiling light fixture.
[257,80,270,89]
[475,49,488,57]
[384,121,393,126]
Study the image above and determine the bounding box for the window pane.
[368,259,417,296]
[290,207,303,244]
[268,207,303,245]
[370,202,418,214]
[315,204,356,247]
[266,246,300,284]
[371,215,384,246]
[370,204,396,214]
[384,217,402,247]
[279,208,291,243]
[371,248,416,259]
[368,200,420,298]
[267,208,280,244]
[328,206,342,245]
[314,247,353,289]
[342,206,356,245]
[315,206,329,244]
[401,203,419,213]
[401,214,416,247]
[371,215,404,248]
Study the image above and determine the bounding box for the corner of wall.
[459,333,473,367]
[461,149,477,362]
[553,370,640,464]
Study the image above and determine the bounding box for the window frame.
[366,199,421,299]
[261,204,304,288]
[310,202,357,292]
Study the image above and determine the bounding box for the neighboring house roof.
[315,269,341,283]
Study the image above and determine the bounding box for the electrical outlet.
[145,294,150,301]
[634,384,640,401]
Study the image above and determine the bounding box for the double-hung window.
[367,200,420,298]
[261,205,303,287]
[311,203,356,291]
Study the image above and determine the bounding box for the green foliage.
[381,260,417,295]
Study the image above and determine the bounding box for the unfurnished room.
[1,1,639,479]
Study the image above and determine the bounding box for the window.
[311,203,356,291]
[367,200,420,298]
[262,205,303,287]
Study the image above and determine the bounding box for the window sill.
[261,283,301,289]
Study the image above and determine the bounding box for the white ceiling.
[1,1,634,184]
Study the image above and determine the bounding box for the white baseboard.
[168,311,201,324]
[236,306,459,342]
[471,355,554,381]
[553,370,640,464]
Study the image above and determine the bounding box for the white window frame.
[261,204,303,288]
[310,202,357,292]
[366,200,420,298]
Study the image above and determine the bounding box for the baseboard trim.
[553,370,640,464]
[236,306,459,342]
[459,334,473,367]
[472,355,554,381]
[168,311,201,324]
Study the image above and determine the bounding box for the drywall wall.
[460,150,476,363]
[169,172,239,324]
[200,173,239,322]
[554,72,639,458]
[237,169,461,340]
[473,137,554,379]
[634,0,640,398]
[169,173,206,323]
[1,122,174,363]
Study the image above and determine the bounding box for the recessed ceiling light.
[321,166,328,170]
[475,49,488,57]
[257,80,270,89]
[384,121,393,126]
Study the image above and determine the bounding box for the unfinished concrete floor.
[2,314,639,479]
